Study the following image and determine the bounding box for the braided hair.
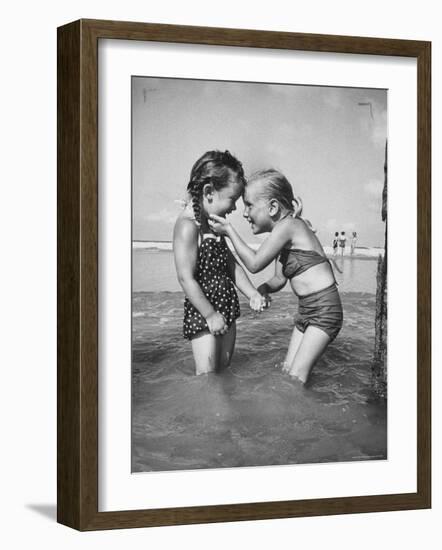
[186,150,246,224]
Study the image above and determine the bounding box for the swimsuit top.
[279,248,330,279]
[194,233,235,291]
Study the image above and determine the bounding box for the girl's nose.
[243,207,248,217]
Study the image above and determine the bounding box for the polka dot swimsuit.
[183,235,240,339]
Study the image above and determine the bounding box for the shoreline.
[133,241,384,259]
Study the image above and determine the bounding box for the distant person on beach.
[332,232,339,255]
[338,231,347,255]
[173,150,267,375]
[351,231,358,254]
[209,169,343,385]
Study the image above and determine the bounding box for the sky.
[132,77,387,247]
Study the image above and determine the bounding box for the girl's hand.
[249,291,268,312]
[206,311,228,335]
[208,214,230,236]
[257,284,272,309]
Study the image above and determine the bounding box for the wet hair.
[335,232,339,237]
[247,169,303,218]
[186,150,245,224]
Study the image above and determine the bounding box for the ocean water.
[132,250,387,472]
[133,248,380,294]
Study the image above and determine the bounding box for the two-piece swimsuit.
[279,248,343,341]
[183,232,240,340]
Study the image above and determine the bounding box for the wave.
[133,241,384,258]
[133,241,173,251]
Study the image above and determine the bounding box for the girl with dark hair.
[173,150,266,375]
[209,169,343,385]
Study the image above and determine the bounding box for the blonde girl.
[209,169,343,384]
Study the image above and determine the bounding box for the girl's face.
[242,181,273,234]
[206,179,243,218]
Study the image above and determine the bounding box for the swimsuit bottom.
[183,276,240,340]
[295,283,343,341]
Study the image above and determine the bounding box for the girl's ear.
[268,199,280,217]
[202,183,214,199]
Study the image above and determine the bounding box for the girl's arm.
[173,218,226,333]
[258,258,288,295]
[209,215,291,274]
[226,247,267,311]
[329,257,343,274]
[226,247,259,299]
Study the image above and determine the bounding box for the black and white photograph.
[4,0,437,543]
[131,76,388,473]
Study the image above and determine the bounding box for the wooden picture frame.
[57,18,431,531]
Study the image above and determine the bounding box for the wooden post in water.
[373,141,388,397]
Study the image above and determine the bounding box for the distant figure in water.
[173,150,267,375]
[338,231,347,256]
[209,169,343,385]
[351,231,358,255]
[332,231,339,255]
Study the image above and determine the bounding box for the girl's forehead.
[231,177,244,189]
[227,178,244,195]
[244,180,265,201]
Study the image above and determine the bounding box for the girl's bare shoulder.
[290,217,321,249]
[280,216,304,237]
[173,212,199,242]
[269,216,299,249]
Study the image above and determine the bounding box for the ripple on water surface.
[131,290,387,472]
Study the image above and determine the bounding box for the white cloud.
[342,221,356,232]
[363,178,383,215]
[371,108,388,148]
[323,89,342,110]
[364,178,384,198]
[325,218,338,231]
[358,100,387,149]
[326,220,355,232]
[144,208,177,224]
